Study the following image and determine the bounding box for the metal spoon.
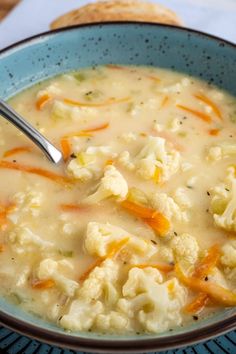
[0,99,63,164]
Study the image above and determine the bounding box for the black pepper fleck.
[193,315,199,321]
[174,231,178,236]
[151,239,157,245]
[207,191,210,196]
[205,276,208,281]
[70,153,76,159]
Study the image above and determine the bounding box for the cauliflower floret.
[95,311,130,332]
[9,188,43,223]
[122,267,163,298]
[149,192,189,223]
[207,142,236,162]
[67,146,116,182]
[157,245,174,263]
[118,268,186,333]
[120,133,137,143]
[118,151,135,171]
[37,84,62,98]
[83,165,128,204]
[221,241,236,268]
[119,137,180,182]
[174,187,192,209]
[210,167,236,232]
[60,299,104,331]
[170,233,199,266]
[37,259,79,297]
[78,259,120,304]
[9,227,54,253]
[51,100,81,121]
[85,222,156,259]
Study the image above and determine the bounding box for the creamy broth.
[1,65,236,334]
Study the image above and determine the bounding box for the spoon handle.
[0,99,63,164]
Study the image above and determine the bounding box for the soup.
[0,65,236,335]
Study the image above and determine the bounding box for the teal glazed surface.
[0,23,236,352]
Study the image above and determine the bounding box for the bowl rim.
[0,21,236,353]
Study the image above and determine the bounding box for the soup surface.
[1,65,236,335]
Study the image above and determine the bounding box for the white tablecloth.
[0,0,235,50]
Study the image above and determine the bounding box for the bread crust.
[50,0,183,30]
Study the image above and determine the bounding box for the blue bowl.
[0,23,236,353]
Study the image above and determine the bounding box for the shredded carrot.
[3,146,32,158]
[79,259,103,282]
[60,204,89,212]
[193,244,220,279]
[79,238,129,282]
[0,244,5,252]
[0,202,15,231]
[105,159,114,166]
[32,279,55,290]
[60,138,71,161]
[153,166,162,184]
[36,94,51,110]
[63,97,131,108]
[175,263,236,306]
[106,238,129,258]
[148,75,161,83]
[120,200,157,219]
[160,95,169,108]
[194,93,222,120]
[183,245,220,314]
[130,263,174,272]
[184,293,209,314]
[176,104,212,123]
[145,217,170,237]
[208,129,220,136]
[81,122,109,133]
[120,200,170,236]
[0,160,71,185]
[106,64,126,70]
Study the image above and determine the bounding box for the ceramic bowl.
[0,23,236,353]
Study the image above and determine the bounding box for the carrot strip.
[3,146,32,158]
[120,200,170,236]
[176,104,212,123]
[160,95,169,108]
[60,138,71,161]
[105,159,114,166]
[175,264,236,306]
[79,238,129,282]
[32,279,55,290]
[193,244,220,279]
[208,129,220,136]
[130,263,174,272]
[106,64,127,70]
[79,259,104,282]
[0,202,15,231]
[60,204,89,212]
[184,293,209,314]
[106,238,130,258]
[36,94,51,110]
[82,122,109,133]
[184,245,220,314]
[148,75,161,83]
[0,244,5,252]
[120,200,157,219]
[145,217,170,237]
[0,160,71,185]
[63,96,131,107]
[194,93,222,120]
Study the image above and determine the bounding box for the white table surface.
[0,0,235,50]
